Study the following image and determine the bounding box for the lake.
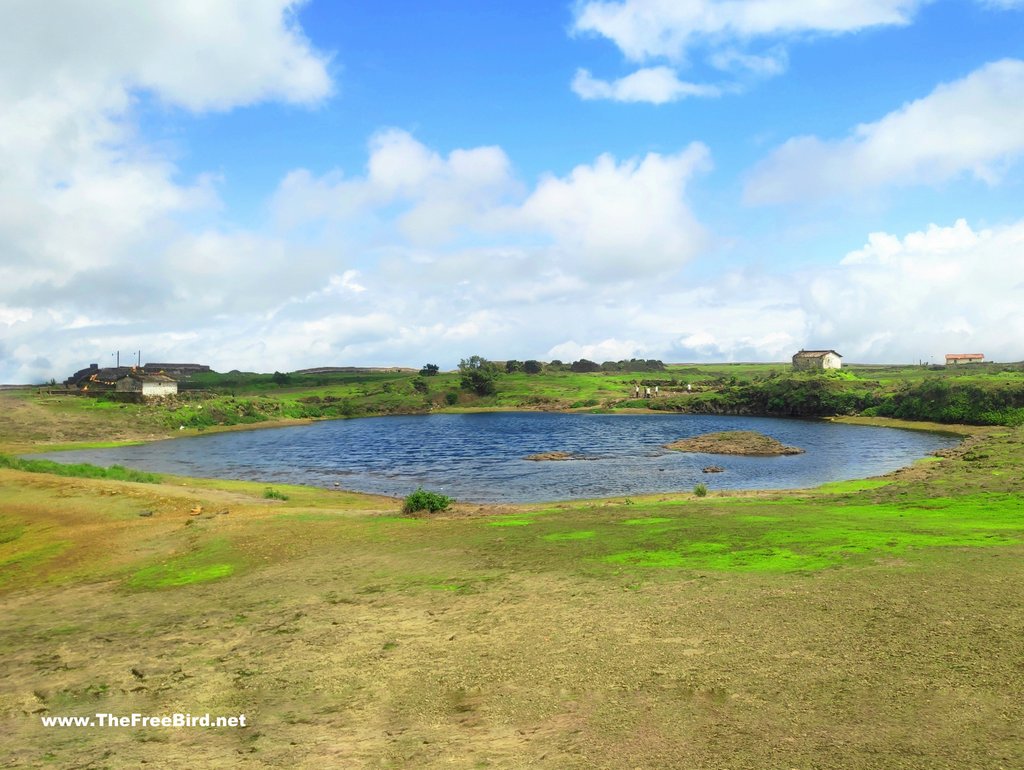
[30,413,958,503]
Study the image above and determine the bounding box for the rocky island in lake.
[524,451,575,461]
[665,430,805,456]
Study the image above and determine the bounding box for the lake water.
[30,413,957,503]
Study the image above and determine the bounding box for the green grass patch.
[622,517,674,526]
[591,493,1024,575]
[487,518,534,527]
[0,519,26,545]
[0,541,71,587]
[543,530,597,541]
[816,478,893,494]
[126,539,240,590]
[0,453,160,483]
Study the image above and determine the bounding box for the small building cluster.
[64,361,210,398]
[792,349,843,371]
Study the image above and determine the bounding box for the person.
[644,386,651,398]
[687,382,692,392]
[634,384,640,398]
[654,385,659,397]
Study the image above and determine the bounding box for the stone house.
[115,372,178,397]
[792,349,843,371]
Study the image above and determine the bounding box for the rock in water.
[665,430,804,456]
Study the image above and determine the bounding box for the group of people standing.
[633,384,659,399]
[632,382,692,399]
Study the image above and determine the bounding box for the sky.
[2,0,1023,382]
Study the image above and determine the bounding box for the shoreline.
[13,409,977,509]
[25,405,979,455]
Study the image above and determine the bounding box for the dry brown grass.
[2,392,1024,768]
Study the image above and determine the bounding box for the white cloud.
[2,112,714,381]
[801,218,1024,362]
[0,1,334,383]
[275,131,711,279]
[571,66,720,104]
[547,339,650,362]
[572,0,922,62]
[745,59,1024,203]
[274,129,519,242]
[0,0,331,110]
[708,47,788,76]
[569,1,921,102]
[521,145,711,277]
[566,1,1024,104]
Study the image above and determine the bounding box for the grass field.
[1,376,1023,768]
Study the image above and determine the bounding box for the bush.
[263,487,289,500]
[693,483,708,497]
[458,355,500,396]
[445,392,459,406]
[402,488,453,514]
[570,358,602,373]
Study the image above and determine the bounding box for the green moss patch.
[0,542,70,586]
[543,530,597,541]
[127,540,240,590]
[622,517,674,526]
[816,478,892,494]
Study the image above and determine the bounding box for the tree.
[271,371,291,385]
[419,363,440,376]
[458,355,500,396]
[523,360,543,374]
[570,358,602,373]
[505,360,523,374]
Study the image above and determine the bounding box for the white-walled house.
[945,353,985,365]
[792,349,843,371]
[115,372,178,397]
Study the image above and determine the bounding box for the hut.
[792,349,843,371]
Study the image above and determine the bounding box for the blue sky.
[1,0,1023,381]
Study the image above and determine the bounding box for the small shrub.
[402,488,453,514]
[445,392,459,406]
[693,483,708,497]
[263,487,289,500]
